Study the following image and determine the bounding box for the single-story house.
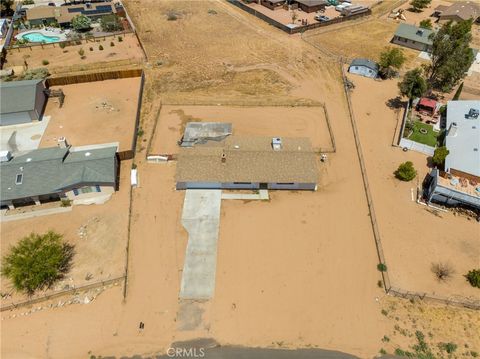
[392,23,433,52]
[176,135,318,190]
[260,0,285,11]
[180,122,232,147]
[0,144,119,209]
[348,58,379,78]
[425,100,480,210]
[0,79,47,126]
[26,2,117,27]
[435,1,480,24]
[293,0,328,13]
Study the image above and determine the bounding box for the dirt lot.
[348,73,480,300]
[40,77,141,152]
[0,160,131,306]
[1,1,479,358]
[5,33,144,75]
[151,105,333,154]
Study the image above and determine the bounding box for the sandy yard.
[39,77,141,152]
[5,33,144,75]
[348,73,480,300]
[150,105,333,154]
[0,160,131,306]
[1,0,479,358]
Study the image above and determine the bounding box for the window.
[276,182,294,185]
[72,186,102,196]
[15,174,23,185]
[233,182,252,185]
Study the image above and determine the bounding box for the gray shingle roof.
[349,58,379,72]
[1,146,117,201]
[0,79,44,114]
[394,23,433,45]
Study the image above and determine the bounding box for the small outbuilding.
[0,79,47,126]
[392,23,433,52]
[180,122,232,147]
[348,58,379,78]
[293,0,328,13]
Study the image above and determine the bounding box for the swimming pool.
[19,32,61,43]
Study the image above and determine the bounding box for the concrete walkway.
[221,189,269,200]
[0,206,72,222]
[180,190,222,300]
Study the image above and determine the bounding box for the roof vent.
[466,108,479,119]
[272,137,282,151]
[58,136,69,149]
[85,152,91,157]
[0,150,12,162]
[416,29,424,36]
[26,158,32,162]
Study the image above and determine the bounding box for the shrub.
[432,146,449,166]
[166,10,179,21]
[438,342,457,354]
[72,14,91,31]
[60,199,72,207]
[465,269,480,288]
[78,48,85,57]
[395,161,416,181]
[89,47,93,51]
[137,128,144,137]
[99,45,104,51]
[41,59,49,65]
[59,42,66,49]
[431,262,454,281]
[100,14,123,32]
[419,19,432,29]
[377,263,387,272]
[377,280,383,288]
[118,36,123,42]
[0,231,74,295]
[110,41,115,47]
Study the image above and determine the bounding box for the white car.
[335,3,351,12]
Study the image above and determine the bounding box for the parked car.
[335,3,351,11]
[314,15,330,22]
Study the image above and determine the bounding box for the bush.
[431,262,454,281]
[100,14,123,32]
[99,45,104,51]
[395,161,416,181]
[22,67,49,80]
[110,41,115,47]
[0,231,74,295]
[41,59,49,65]
[89,47,93,51]
[59,42,66,49]
[377,263,387,272]
[438,342,457,354]
[432,146,449,166]
[465,269,480,288]
[72,14,91,31]
[118,36,123,42]
[78,48,85,57]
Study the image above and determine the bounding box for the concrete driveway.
[180,189,222,300]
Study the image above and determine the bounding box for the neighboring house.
[435,1,480,24]
[425,100,480,210]
[260,0,285,11]
[176,135,318,190]
[0,144,118,209]
[392,23,433,52]
[180,122,232,147]
[348,58,379,78]
[293,0,328,13]
[0,79,47,126]
[26,2,116,27]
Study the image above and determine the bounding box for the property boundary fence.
[118,0,148,61]
[130,70,146,156]
[1,276,125,312]
[227,0,371,35]
[341,65,479,310]
[46,67,142,86]
[321,102,336,153]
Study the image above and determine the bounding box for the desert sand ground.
[0,160,131,307]
[5,33,144,75]
[1,0,479,358]
[40,77,141,152]
[348,73,480,299]
[151,105,333,154]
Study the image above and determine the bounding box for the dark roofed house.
[0,79,47,126]
[293,0,328,13]
[436,1,480,24]
[348,58,379,78]
[176,136,318,191]
[392,23,434,52]
[0,145,118,209]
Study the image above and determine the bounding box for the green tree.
[425,20,474,92]
[410,0,431,12]
[100,14,123,32]
[0,0,14,17]
[465,269,480,288]
[379,47,406,78]
[419,19,432,29]
[71,14,92,31]
[452,82,464,100]
[398,68,427,105]
[432,146,449,166]
[395,161,417,181]
[1,231,74,295]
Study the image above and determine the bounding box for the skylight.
[15,174,23,185]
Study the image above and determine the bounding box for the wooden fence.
[228,0,371,34]
[46,68,142,86]
[1,276,125,312]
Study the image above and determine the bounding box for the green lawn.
[405,121,439,147]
